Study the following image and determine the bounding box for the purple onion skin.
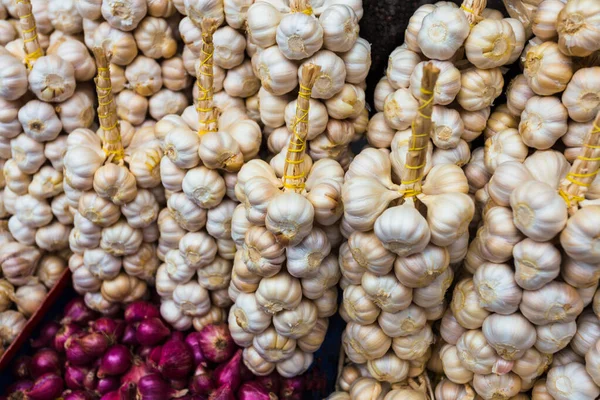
[238,382,276,400]
[213,349,242,391]
[190,365,214,395]
[239,362,254,383]
[180,395,208,400]
[64,363,97,391]
[170,331,186,342]
[137,373,188,400]
[77,332,110,358]
[100,391,120,400]
[25,373,64,400]
[31,321,61,349]
[170,378,189,390]
[209,385,235,400]
[61,298,97,326]
[98,344,132,377]
[146,345,162,369]
[124,302,160,324]
[89,318,125,343]
[120,358,154,386]
[255,372,281,394]
[136,318,170,347]
[157,337,194,380]
[12,356,32,379]
[197,324,236,363]
[65,337,96,366]
[185,332,207,366]
[54,324,83,353]
[62,390,96,400]
[280,377,305,400]
[119,382,138,400]
[97,375,120,395]
[30,348,61,379]
[6,380,33,396]
[122,324,138,346]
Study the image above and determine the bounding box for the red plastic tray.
[0,268,72,372]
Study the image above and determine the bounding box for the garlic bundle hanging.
[341,63,475,390]
[228,64,342,377]
[65,48,151,313]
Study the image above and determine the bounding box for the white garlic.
[418,5,469,60]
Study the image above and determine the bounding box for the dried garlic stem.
[197,18,219,136]
[401,62,439,197]
[559,111,600,215]
[461,0,487,27]
[16,0,43,69]
[282,63,321,193]
[335,348,346,391]
[290,0,312,14]
[93,47,124,163]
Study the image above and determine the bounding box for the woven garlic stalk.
[228,64,342,378]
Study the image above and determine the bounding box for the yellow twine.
[282,85,312,190]
[400,87,435,194]
[302,7,313,15]
[460,5,477,28]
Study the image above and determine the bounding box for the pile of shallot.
[1,297,309,400]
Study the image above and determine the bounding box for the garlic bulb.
[532,0,565,40]
[273,298,318,339]
[243,345,276,376]
[101,0,147,31]
[484,105,519,140]
[562,67,600,123]
[456,329,502,375]
[18,100,62,142]
[276,9,323,60]
[256,271,302,314]
[343,322,391,364]
[387,46,421,90]
[254,46,298,96]
[465,19,517,68]
[246,2,282,48]
[561,206,600,264]
[417,5,469,60]
[451,278,490,330]
[513,238,561,290]
[253,326,296,362]
[524,41,573,96]
[367,351,409,384]
[404,3,435,52]
[571,311,600,356]
[14,281,47,317]
[474,262,523,314]
[393,244,449,288]
[520,281,583,325]
[374,203,431,258]
[457,68,503,112]
[29,55,76,102]
[556,0,600,57]
[300,50,346,99]
[484,129,528,173]
[378,304,427,338]
[11,134,46,175]
[440,344,474,384]
[519,96,568,149]
[535,321,577,354]
[506,74,536,117]
[473,373,522,400]
[319,4,358,52]
[546,362,600,400]
[0,310,26,345]
[343,284,380,325]
[383,89,418,131]
[276,349,313,378]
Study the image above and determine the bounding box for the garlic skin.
[101,0,147,31]
[348,230,396,276]
[273,299,318,339]
[374,78,394,113]
[253,326,296,363]
[520,281,584,325]
[18,100,62,142]
[383,89,418,131]
[243,345,276,376]
[387,46,421,90]
[29,55,76,103]
[246,2,281,48]
[366,351,409,384]
[0,54,27,101]
[14,281,47,317]
[519,96,568,149]
[341,37,371,84]
[361,272,412,314]
[571,311,600,357]
[441,310,467,346]
[513,238,561,291]
[510,180,567,241]
[562,67,600,123]
[440,344,474,384]
[378,304,427,338]
[474,262,523,315]
[255,271,302,315]
[11,134,46,175]
[343,322,391,364]
[456,329,501,375]
[533,0,565,40]
[484,128,528,173]
[457,68,504,112]
[560,206,600,264]
[412,267,453,309]
[167,192,207,232]
[319,4,359,52]
[451,278,490,330]
[299,50,346,100]
[484,105,519,140]
[374,203,431,258]
[524,41,573,96]
[343,284,380,325]
[556,0,600,57]
[417,5,469,61]
[394,244,449,289]
[276,11,323,60]
[473,373,522,400]
[535,321,577,354]
[0,310,26,345]
[404,3,435,52]
[254,46,298,96]
[465,19,517,69]
[547,362,600,400]
[506,74,536,117]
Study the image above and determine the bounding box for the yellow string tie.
[283,85,312,190]
[460,5,477,28]
[301,7,313,15]
[197,48,215,136]
[559,189,585,208]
